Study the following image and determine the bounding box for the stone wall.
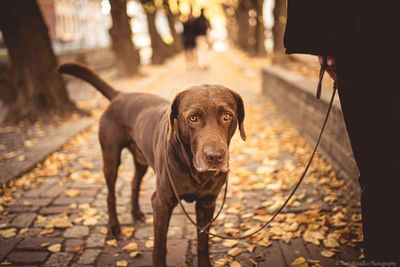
[262,66,359,181]
[57,47,116,70]
[0,47,116,102]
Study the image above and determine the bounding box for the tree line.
[0,0,286,124]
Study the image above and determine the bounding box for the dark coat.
[195,14,210,36]
[183,18,197,49]
[283,0,379,56]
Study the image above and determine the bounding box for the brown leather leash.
[166,59,337,239]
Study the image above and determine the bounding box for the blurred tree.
[140,0,171,64]
[272,0,286,62]
[163,0,183,54]
[221,3,238,46]
[0,0,75,123]
[252,0,267,56]
[235,0,251,51]
[225,0,266,57]
[109,0,140,76]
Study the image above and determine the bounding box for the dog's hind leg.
[100,124,124,238]
[102,148,122,237]
[131,159,148,223]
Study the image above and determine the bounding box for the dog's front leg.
[151,191,175,267]
[196,198,216,267]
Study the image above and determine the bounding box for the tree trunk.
[236,0,250,52]
[254,0,267,56]
[163,0,182,54]
[0,0,74,123]
[222,4,238,47]
[141,1,169,65]
[272,0,287,63]
[109,0,140,76]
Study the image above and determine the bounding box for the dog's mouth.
[193,158,229,173]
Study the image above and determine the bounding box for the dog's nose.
[204,147,226,165]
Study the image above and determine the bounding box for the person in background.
[194,8,211,70]
[182,14,197,69]
[283,1,398,265]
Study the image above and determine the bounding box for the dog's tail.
[58,62,118,101]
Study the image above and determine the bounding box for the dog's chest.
[178,174,227,202]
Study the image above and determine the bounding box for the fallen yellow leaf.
[19,228,29,235]
[130,251,142,258]
[230,261,242,267]
[222,239,238,248]
[40,228,54,235]
[75,247,84,254]
[321,250,335,258]
[116,260,128,267]
[243,242,256,253]
[122,227,135,237]
[122,242,138,251]
[35,215,47,224]
[106,239,118,247]
[241,213,254,220]
[145,240,154,248]
[45,214,73,228]
[23,201,32,206]
[228,247,242,257]
[48,243,61,253]
[0,228,16,238]
[254,214,272,222]
[65,189,80,197]
[100,227,108,235]
[17,155,27,162]
[323,237,339,248]
[291,257,308,267]
[215,258,229,267]
[40,242,50,247]
[211,236,222,243]
[24,139,38,147]
[83,217,98,226]
[303,229,325,246]
[83,162,93,169]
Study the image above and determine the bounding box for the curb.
[0,118,95,185]
[261,65,359,182]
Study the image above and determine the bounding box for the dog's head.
[168,84,246,173]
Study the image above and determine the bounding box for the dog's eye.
[189,115,198,122]
[223,113,232,122]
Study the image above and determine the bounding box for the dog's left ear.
[168,92,183,142]
[231,90,247,141]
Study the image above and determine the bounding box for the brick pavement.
[0,51,362,266]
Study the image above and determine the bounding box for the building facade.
[38,0,111,51]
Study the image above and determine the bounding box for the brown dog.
[58,63,246,267]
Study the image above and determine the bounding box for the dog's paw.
[198,256,212,267]
[108,225,121,238]
[132,209,146,223]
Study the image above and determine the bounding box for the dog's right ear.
[168,92,184,142]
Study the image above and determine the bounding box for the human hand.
[318,56,336,81]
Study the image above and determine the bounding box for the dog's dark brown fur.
[58,63,246,267]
